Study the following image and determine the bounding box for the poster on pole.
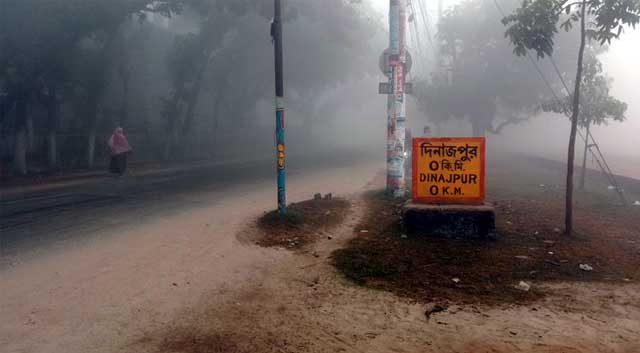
[412,137,486,204]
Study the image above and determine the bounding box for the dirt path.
[129,194,640,353]
[3,160,639,353]
[0,162,381,353]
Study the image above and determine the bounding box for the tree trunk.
[84,26,119,168]
[119,63,130,128]
[578,118,591,191]
[26,115,34,152]
[47,131,57,168]
[163,93,182,161]
[87,127,97,169]
[13,99,28,175]
[206,92,224,158]
[14,128,28,176]
[46,88,60,168]
[565,0,587,236]
[180,57,209,148]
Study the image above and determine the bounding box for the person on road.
[107,127,132,176]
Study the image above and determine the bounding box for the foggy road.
[0,150,377,265]
[0,157,382,353]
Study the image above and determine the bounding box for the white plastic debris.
[515,281,531,292]
[452,278,461,284]
[393,189,406,198]
[607,185,616,190]
[360,230,369,233]
[400,234,408,239]
[548,251,554,255]
[579,264,594,272]
[633,201,640,206]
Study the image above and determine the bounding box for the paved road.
[0,150,377,265]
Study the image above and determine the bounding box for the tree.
[502,0,639,235]
[414,0,568,136]
[541,53,627,190]
[0,0,186,172]
[162,0,382,159]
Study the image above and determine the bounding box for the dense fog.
[1,0,638,179]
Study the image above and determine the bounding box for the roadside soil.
[134,193,640,353]
[133,167,640,353]
[333,188,640,306]
[254,197,351,250]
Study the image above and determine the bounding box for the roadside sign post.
[412,137,486,204]
[403,136,496,238]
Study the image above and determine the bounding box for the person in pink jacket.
[107,127,132,176]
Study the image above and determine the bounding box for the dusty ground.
[136,193,640,353]
[0,162,378,353]
[2,156,640,353]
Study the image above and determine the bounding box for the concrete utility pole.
[386,0,408,195]
[272,0,286,214]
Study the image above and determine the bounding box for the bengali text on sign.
[412,137,486,204]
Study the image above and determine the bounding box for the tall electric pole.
[272,0,286,214]
[386,0,408,195]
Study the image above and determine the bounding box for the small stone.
[452,277,461,284]
[327,236,333,240]
[548,251,554,255]
[579,264,594,272]
[400,234,408,239]
[515,281,531,292]
[425,303,448,320]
